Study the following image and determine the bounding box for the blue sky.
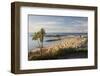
[29,15,88,33]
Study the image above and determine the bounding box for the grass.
[28,37,88,60]
[28,48,88,60]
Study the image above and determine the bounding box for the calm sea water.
[28,32,87,52]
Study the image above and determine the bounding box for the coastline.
[28,36,88,60]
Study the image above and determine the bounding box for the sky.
[28,15,88,33]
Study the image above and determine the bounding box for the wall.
[0,0,100,76]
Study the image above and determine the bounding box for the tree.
[32,28,45,55]
[40,28,45,49]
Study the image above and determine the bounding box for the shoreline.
[30,36,87,52]
[28,36,88,60]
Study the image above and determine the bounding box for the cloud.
[29,15,88,33]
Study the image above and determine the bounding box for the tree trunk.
[40,46,42,56]
[40,41,43,56]
[37,39,42,55]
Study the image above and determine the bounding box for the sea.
[28,32,87,52]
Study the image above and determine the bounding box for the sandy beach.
[28,36,87,60]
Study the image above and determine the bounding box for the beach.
[28,36,88,60]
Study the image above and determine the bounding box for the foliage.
[28,48,88,60]
[32,28,45,55]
